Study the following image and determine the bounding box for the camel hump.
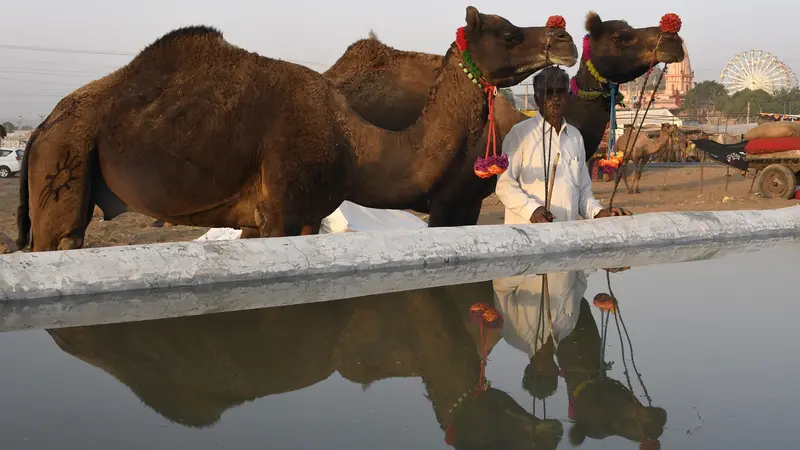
[137,25,224,57]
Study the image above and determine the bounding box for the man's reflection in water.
[493,271,667,447]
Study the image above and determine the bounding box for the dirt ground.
[0,165,794,250]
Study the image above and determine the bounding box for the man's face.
[535,83,568,123]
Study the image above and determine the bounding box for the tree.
[499,88,516,108]
[1,122,15,134]
[681,80,728,112]
[368,29,378,40]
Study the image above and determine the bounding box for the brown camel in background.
[0,124,6,140]
[14,6,576,252]
[49,284,562,449]
[324,12,685,226]
[616,123,676,194]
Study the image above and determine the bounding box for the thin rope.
[608,35,666,209]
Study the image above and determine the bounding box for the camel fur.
[323,12,685,226]
[15,6,577,252]
[616,123,676,194]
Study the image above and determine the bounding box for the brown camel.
[49,283,562,448]
[323,11,685,226]
[0,124,6,140]
[616,122,676,194]
[14,6,577,252]
[556,299,667,445]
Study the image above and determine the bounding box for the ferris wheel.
[719,50,798,95]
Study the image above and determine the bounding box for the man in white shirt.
[495,67,630,224]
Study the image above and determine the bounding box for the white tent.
[612,108,682,139]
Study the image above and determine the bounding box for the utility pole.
[38,113,45,124]
[746,101,750,124]
[16,115,22,131]
[524,83,529,109]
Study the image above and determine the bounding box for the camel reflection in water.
[492,270,667,447]
[47,269,666,448]
[47,284,561,450]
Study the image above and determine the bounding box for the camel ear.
[585,11,603,36]
[465,6,483,31]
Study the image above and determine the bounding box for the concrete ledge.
[1,235,797,332]
[2,206,800,303]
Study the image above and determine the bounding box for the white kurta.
[492,270,588,357]
[495,113,604,224]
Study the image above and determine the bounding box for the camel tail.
[15,131,36,250]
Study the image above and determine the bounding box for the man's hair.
[533,66,570,92]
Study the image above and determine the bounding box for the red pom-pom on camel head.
[546,15,566,29]
[659,13,682,34]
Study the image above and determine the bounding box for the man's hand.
[594,207,632,218]
[530,206,555,223]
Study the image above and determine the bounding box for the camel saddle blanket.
[744,137,800,155]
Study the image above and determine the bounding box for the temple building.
[619,40,693,110]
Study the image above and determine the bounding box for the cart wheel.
[757,164,798,199]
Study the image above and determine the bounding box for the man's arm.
[495,125,545,221]
[574,134,605,219]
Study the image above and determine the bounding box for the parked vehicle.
[0,148,22,178]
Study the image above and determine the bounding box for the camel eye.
[504,32,516,43]
[613,31,634,46]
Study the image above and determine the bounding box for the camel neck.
[564,60,617,159]
[340,44,488,208]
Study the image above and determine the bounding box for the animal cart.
[693,137,800,199]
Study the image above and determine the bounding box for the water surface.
[1,243,798,449]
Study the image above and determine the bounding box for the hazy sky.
[2,0,797,123]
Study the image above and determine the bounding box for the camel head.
[659,122,677,138]
[458,6,578,88]
[583,11,685,83]
[450,388,564,450]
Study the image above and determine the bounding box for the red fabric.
[744,137,800,154]
[794,188,800,200]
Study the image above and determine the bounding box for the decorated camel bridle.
[455,15,568,179]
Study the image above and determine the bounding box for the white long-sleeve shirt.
[492,270,588,356]
[495,113,604,224]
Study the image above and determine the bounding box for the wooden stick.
[725,165,730,192]
[700,152,705,194]
[749,169,759,193]
[543,152,560,329]
[546,152,560,208]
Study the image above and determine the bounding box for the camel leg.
[27,130,95,252]
[633,158,648,194]
[623,160,634,195]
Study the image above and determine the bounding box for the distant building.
[619,40,694,110]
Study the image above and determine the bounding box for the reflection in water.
[48,283,561,449]
[492,270,667,448]
[45,270,668,449]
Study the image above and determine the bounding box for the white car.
[0,148,22,178]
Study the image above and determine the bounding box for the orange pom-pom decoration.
[470,303,489,322]
[593,293,617,313]
[659,13,681,34]
[483,308,504,329]
[546,15,566,29]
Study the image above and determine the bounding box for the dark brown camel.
[617,122,676,194]
[323,12,685,226]
[556,299,667,445]
[49,283,562,448]
[14,6,577,252]
[0,124,6,140]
